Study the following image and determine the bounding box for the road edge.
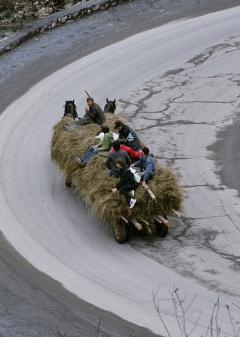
[0,0,133,55]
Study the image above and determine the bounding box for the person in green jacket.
[76,125,113,166]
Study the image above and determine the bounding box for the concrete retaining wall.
[0,0,133,55]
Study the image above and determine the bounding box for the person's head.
[114,120,124,131]
[101,124,110,134]
[142,147,149,157]
[112,141,120,151]
[86,97,94,108]
[115,159,125,169]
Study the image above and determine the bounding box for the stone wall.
[0,0,133,55]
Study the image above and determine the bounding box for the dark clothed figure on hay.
[114,120,141,150]
[77,97,105,125]
[112,159,138,209]
[77,125,113,166]
[106,141,131,177]
[131,147,156,187]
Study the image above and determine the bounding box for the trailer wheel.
[155,221,169,238]
[113,222,127,244]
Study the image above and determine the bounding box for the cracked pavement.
[119,34,240,297]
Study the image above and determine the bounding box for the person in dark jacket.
[106,141,131,177]
[114,120,141,150]
[112,159,138,209]
[131,146,156,188]
[77,97,105,125]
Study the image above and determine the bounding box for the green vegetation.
[0,0,87,34]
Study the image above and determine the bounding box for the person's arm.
[88,107,96,119]
[131,156,143,168]
[88,104,101,120]
[131,160,139,167]
[85,106,93,118]
[95,104,105,123]
[95,103,104,114]
[118,126,130,142]
[116,178,123,190]
[125,152,131,167]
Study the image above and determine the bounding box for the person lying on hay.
[77,97,105,126]
[76,124,114,167]
[112,143,143,161]
[112,159,139,209]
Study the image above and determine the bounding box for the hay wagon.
[51,109,182,244]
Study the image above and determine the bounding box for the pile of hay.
[51,114,183,226]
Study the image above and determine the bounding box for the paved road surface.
[0,1,240,337]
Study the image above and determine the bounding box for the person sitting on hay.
[76,125,113,167]
[131,146,156,189]
[115,144,143,161]
[106,141,131,177]
[112,159,139,209]
[77,97,105,126]
[114,120,141,150]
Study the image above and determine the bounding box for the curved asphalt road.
[0,1,240,337]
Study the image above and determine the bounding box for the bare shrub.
[153,287,240,337]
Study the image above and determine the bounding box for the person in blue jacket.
[131,146,155,187]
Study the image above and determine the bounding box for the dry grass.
[51,114,183,227]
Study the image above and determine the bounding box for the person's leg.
[76,115,92,125]
[80,147,94,162]
[79,148,99,165]
[119,184,137,207]
[141,173,154,188]
[129,190,135,197]
[64,122,78,131]
[123,191,131,205]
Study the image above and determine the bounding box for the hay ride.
[51,100,183,243]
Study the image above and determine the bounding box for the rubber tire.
[155,222,169,238]
[113,222,127,244]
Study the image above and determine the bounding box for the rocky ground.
[0,0,86,38]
